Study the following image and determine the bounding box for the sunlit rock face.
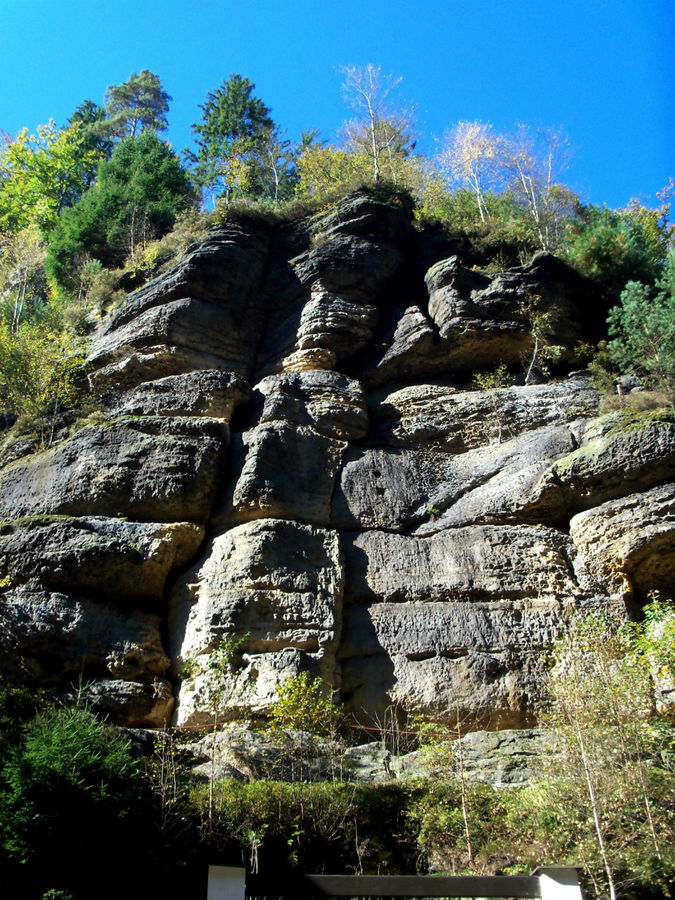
[2,188,671,732]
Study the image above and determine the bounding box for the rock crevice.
[1,189,672,731]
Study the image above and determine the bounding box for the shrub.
[0,704,153,899]
[267,672,339,737]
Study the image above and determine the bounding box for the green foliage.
[103,69,171,139]
[68,99,113,173]
[46,131,195,288]
[189,74,275,203]
[0,224,47,333]
[473,362,513,392]
[268,672,339,737]
[412,779,508,873]
[189,778,421,876]
[0,657,45,752]
[295,144,370,200]
[296,141,431,205]
[565,201,672,305]
[0,121,105,234]
[517,293,565,383]
[0,705,150,899]
[606,250,675,394]
[0,319,86,434]
[514,604,675,898]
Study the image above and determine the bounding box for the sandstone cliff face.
[1,190,673,730]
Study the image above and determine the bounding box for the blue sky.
[0,0,672,208]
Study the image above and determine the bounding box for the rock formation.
[1,189,673,733]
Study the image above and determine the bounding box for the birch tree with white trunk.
[437,121,501,223]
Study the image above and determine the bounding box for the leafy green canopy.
[189,73,275,202]
[0,121,106,234]
[46,131,195,287]
[0,320,85,430]
[103,69,171,139]
[566,202,672,305]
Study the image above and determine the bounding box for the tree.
[0,225,46,333]
[567,196,674,306]
[607,250,675,393]
[517,293,565,384]
[103,69,171,139]
[339,64,408,184]
[46,132,195,287]
[340,112,416,186]
[295,143,367,200]
[257,128,299,200]
[537,607,675,899]
[68,99,114,181]
[0,318,85,439]
[0,705,150,899]
[437,121,501,224]
[500,124,576,250]
[0,121,104,233]
[189,74,274,204]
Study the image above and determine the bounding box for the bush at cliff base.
[0,704,155,900]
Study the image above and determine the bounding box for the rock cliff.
[2,189,673,732]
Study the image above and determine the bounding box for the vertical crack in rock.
[2,188,674,732]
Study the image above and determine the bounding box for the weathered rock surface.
[339,598,578,728]
[168,519,343,725]
[2,188,672,740]
[87,224,270,390]
[570,483,675,600]
[105,370,250,420]
[0,516,203,607]
[182,725,555,787]
[332,420,587,531]
[0,416,228,523]
[342,525,579,603]
[368,375,599,452]
[213,371,366,528]
[1,587,172,726]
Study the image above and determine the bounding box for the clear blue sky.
[1,0,672,208]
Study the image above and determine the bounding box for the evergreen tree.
[68,99,114,181]
[104,70,171,139]
[607,250,675,392]
[188,73,274,204]
[46,132,195,287]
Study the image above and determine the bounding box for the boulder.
[431,728,557,787]
[254,371,368,441]
[310,191,413,245]
[255,286,379,376]
[529,414,675,522]
[215,424,347,528]
[63,677,174,728]
[414,252,598,378]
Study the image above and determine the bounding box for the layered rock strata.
[1,190,672,733]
